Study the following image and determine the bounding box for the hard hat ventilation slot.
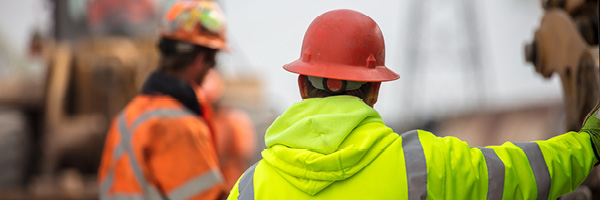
[303,49,312,62]
[367,54,376,68]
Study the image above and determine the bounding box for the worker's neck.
[162,68,200,87]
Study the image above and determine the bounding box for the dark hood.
[141,71,202,116]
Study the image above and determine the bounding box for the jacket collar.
[141,71,202,116]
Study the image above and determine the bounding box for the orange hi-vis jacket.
[98,72,224,200]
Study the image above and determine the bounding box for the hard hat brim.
[283,60,400,82]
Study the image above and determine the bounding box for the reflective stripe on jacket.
[226,95,598,200]
[98,95,224,200]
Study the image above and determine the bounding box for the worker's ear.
[364,82,381,107]
[298,75,309,99]
[186,52,205,73]
[190,53,210,84]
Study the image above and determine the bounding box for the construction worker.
[227,9,600,199]
[98,1,228,199]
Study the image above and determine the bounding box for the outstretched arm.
[421,103,600,200]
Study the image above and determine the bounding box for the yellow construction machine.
[0,0,159,199]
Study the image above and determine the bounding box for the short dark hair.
[158,37,218,72]
[302,75,372,100]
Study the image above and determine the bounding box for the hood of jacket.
[262,95,397,195]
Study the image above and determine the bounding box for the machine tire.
[0,109,31,188]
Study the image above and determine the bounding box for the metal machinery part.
[525,0,599,132]
[525,0,599,199]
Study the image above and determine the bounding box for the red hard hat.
[283,9,399,82]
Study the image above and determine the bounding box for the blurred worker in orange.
[200,69,257,190]
[97,1,229,199]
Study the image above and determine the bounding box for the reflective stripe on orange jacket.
[98,95,224,200]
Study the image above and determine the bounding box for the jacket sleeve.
[226,174,242,200]
[419,130,598,200]
[146,118,225,200]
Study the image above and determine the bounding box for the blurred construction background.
[0,0,597,199]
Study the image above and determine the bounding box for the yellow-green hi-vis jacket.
[227,96,600,200]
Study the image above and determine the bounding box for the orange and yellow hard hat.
[161,0,228,50]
